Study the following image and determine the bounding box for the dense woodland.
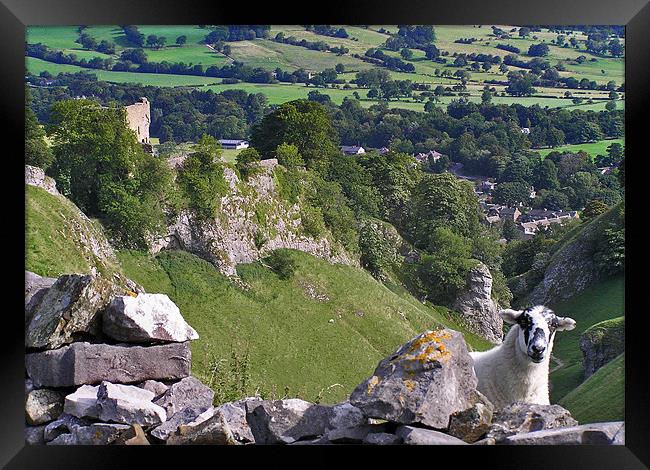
[26,70,624,311]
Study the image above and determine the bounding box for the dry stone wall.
[24,273,624,445]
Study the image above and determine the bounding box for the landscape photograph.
[24,24,625,446]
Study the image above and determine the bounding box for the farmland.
[26,25,624,112]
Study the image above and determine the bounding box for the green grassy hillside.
[25,182,494,404]
[25,184,120,277]
[549,275,624,403]
[559,353,624,423]
[118,248,493,404]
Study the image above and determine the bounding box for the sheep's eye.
[518,315,531,328]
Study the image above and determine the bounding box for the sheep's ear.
[500,309,523,324]
[556,317,576,331]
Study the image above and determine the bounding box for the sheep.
[469,305,576,409]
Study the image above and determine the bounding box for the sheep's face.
[501,306,576,364]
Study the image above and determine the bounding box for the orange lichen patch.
[367,375,380,394]
[404,379,417,392]
[402,329,453,364]
[125,290,138,298]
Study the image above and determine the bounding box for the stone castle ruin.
[125,98,151,145]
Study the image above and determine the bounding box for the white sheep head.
[500,305,576,364]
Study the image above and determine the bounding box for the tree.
[532,158,560,190]
[146,34,159,48]
[235,147,262,180]
[47,99,170,248]
[519,27,531,38]
[335,63,345,73]
[492,181,532,206]
[409,173,480,247]
[481,87,492,104]
[528,43,550,57]
[176,35,187,46]
[502,217,521,241]
[275,142,304,168]
[400,48,413,60]
[415,227,475,304]
[424,44,440,60]
[25,86,54,169]
[609,90,619,100]
[582,199,610,221]
[177,135,228,220]
[250,100,339,171]
[533,189,569,211]
[605,101,617,111]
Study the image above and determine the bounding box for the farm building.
[341,145,366,155]
[219,139,250,150]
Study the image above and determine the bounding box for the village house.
[219,139,250,150]
[341,145,366,155]
[415,149,443,164]
[478,180,497,193]
[521,127,531,134]
[484,205,521,224]
[517,210,580,239]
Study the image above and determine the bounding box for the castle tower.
[124,97,151,144]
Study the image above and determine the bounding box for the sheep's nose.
[532,344,545,353]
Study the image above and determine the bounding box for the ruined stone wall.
[125,98,151,144]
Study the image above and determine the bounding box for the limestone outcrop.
[152,164,357,277]
[579,317,624,379]
[453,262,503,344]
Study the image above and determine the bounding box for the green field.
[549,275,625,403]
[26,25,625,111]
[559,353,624,423]
[536,138,625,159]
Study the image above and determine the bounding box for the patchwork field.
[26,25,624,111]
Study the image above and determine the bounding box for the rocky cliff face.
[580,317,625,379]
[453,262,503,344]
[152,163,357,277]
[530,206,622,305]
[25,165,59,196]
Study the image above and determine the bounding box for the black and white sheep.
[469,305,576,409]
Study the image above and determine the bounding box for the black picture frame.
[2,0,646,467]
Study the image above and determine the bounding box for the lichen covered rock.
[26,274,119,350]
[349,329,479,429]
[25,389,65,425]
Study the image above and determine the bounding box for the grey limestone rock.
[26,341,191,387]
[350,329,479,429]
[103,293,199,343]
